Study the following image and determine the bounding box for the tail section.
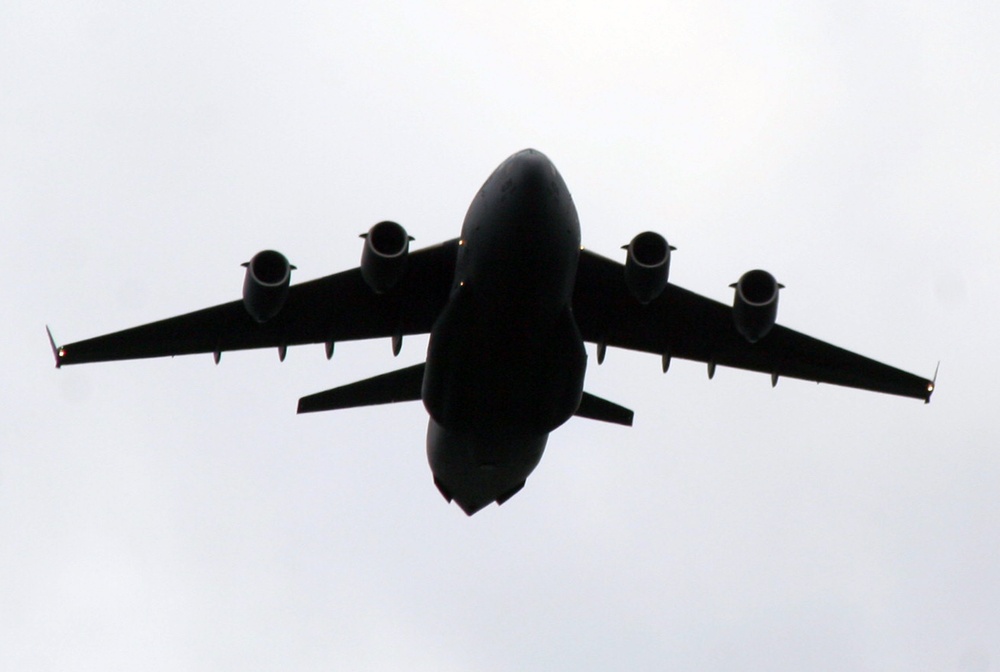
[575,391,634,426]
[297,363,633,429]
[297,363,425,414]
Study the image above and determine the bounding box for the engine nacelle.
[623,231,673,304]
[242,249,294,323]
[360,220,411,293]
[731,269,782,343]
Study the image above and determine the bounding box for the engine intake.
[623,231,673,304]
[242,249,294,323]
[731,269,782,343]
[360,221,411,293]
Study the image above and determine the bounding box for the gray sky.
[3,2,997,670]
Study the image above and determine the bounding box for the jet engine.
[242,249,294,323]
[360,220,411,293]
[731,269,782,343]
[623,231,673,304]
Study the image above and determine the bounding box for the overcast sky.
[3,2,998,670]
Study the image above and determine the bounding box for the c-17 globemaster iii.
[49,149,934,515]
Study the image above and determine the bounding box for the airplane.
[48,149,935,515]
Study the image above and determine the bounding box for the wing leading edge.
[51,240,459,366]
[572,249,934,402]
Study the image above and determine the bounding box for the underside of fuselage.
[421,149,586,514]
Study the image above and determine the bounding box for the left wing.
[51,239,459,366]
[572,249,934,401]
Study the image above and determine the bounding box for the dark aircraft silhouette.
[49,149,934,515]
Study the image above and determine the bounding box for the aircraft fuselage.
[422,149,586,514]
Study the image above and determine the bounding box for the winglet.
[46,326,64,369]
[925,362,939,404]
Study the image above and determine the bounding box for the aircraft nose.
[503,149,564,204]
[508,148,555,184]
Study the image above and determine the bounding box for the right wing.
[51,240,459,366]
[572,249,934,401]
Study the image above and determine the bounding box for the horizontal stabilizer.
[297,363,425,414]
[575,391,634,426]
